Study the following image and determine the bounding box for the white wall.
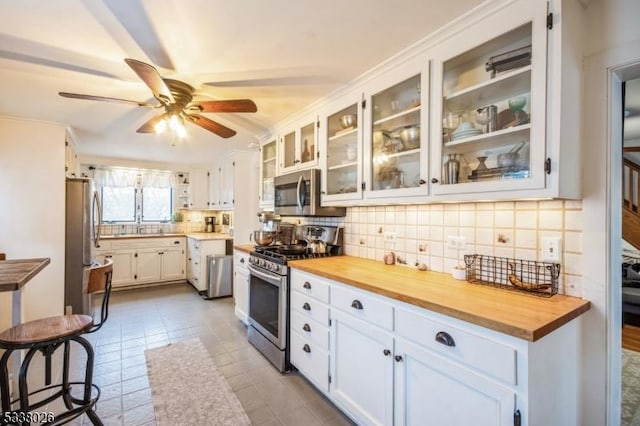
[582,0,640,425]
[0,116,66,328]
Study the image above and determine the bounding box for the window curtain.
[93,168,138,188]
[93,167,177,189]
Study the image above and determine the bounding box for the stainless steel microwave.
[274,169,346,217]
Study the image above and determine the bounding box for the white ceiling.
[0,0,483,165]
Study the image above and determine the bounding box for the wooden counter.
[0,258,51,292]
[100,232,232,241]
[233,244,255,254]
[288,256,590,342]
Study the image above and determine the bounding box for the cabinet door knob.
[395,355,403,362]
[303,302,311,311]
[435,331,456,347]
[303,323,311,332]
[303,282,311,289]
[383,349,391,356]
[303,344,311,353]
[431,178,439,184]
[240,258,245,264]
[419,179,426,185]
[351,299,363,310]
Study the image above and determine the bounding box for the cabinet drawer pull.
[302,302,311,311]
[351,299,363,310]
[240,258,245,264]
[303,281,311,289]
[303,344,311,353]
[435,331,456,347]
[173,240,180,244]
[303,323,311,332]
[383,349,391,356]
[395,355,403,362]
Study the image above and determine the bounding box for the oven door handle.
[248,264,282,287]
[296,175,305,211]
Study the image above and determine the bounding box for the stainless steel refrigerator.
[64,178,102,315]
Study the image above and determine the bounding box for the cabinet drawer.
[290,330,329,394]
[234,253,249,272]
[331,283,394,331]
[290,270,330,303]
[290,309,329,350]
[396,308,516,385]
[291,291,329,326]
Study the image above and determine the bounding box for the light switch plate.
[542,237,562,262]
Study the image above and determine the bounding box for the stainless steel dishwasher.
[204,254,233,299]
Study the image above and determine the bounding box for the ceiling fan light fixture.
[155,119,167,133]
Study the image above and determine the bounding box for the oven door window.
[274,179,310,209]
[249,272,281,340]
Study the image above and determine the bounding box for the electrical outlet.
[446,236,466,250]
[542,237,562,262]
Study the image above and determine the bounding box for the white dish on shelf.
[451,129,482,140]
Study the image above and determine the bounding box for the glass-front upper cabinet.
[260,139,277,209]
[430,0,547,196]
[363,56,429,200]
[322,95,363,204]
[279,115,319,174]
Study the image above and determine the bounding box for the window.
[96,168,176,223]
[102,187,136,222]
[142,187,173,222]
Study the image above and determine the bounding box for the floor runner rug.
[145,338,251,426]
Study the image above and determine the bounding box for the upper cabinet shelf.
[444,66,531,112]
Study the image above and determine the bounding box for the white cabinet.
[189,168,209,209]
[394,338,515,426]
[259,139,277,210]
[289,270,331,393]
[65,140,78,178]
[321,55,429,206]
[209,158,234,209]
[279,114,319,174]
[95,237,186,288]
[186,237,227,292]
[233,250,250,323]
[330,309,394,426]
[289,267,580,426]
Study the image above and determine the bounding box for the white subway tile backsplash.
[538,210,563,230]
[515,210,537,229]
[341,200,583,296]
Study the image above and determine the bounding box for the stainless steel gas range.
[247,225,343,372]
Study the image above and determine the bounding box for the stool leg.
[0,349,13,411]
[18,348,39,414]
[73,336,95,403]
[61,340,74,411]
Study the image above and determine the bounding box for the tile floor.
[29,283,353,425]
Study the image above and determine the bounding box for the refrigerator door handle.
[93,190,102,248]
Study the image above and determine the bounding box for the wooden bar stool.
[0,258,113,425]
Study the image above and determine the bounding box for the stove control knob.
[267,263,272,270]
[273,264,281,273]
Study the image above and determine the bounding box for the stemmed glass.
[443,112,460,142]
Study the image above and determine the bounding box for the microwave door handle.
[93,190,102,248]
[296,175,304,210]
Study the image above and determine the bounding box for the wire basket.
[463,254,560,297]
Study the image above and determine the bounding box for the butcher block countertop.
[234,244,254,254]
[0,258,51,292]
[288,256,590,342]
[101,232,232,241]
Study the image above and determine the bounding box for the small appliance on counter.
[205,216,216,233]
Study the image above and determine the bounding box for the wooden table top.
[288,256,590,342]
[0,258,51,292]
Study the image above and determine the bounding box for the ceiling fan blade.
[137,113,168,133]
[190,99,257,113]
[124,58,174,104]
[59,92,156,108]
[188,114,236,138]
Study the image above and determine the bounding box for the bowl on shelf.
[340,114,357,129]
[398,125,420,149]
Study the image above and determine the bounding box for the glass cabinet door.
[280,130,296,171]
[431,0,547,195]
[261,139,277,205]
[299,122,316,167]
[367,73,426,197]
[325,102,361,200]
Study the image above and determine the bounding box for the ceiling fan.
[59,58,257,138]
